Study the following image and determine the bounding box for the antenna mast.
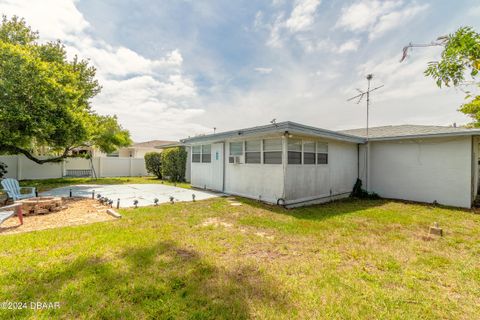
[347,74,384,191]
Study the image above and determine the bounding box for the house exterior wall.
[362,136,472,208]
[189,135,357,205]
[190,162,214,189]
[190,138,285,203]
[224,138,285,204]
[284,139,358,205]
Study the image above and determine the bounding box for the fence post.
[16,155,21,180]
[61,159,65,178]
[98,157,103,177]
[129,157,133,176]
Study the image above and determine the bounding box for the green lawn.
[18,176,191,192]
[0,197,479,319]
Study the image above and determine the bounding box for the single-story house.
[71,140,176,158]
[181,122,480,208]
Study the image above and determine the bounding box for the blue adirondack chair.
[0,203,23,226]
[1,178,36,201]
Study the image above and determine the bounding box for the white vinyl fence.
[0,155,149,180]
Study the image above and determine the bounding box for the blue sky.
[1,0,480,141]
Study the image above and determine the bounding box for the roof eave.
[181,122,365,144]
[368,131,480,141]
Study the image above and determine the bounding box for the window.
[245,140,261,163]
[263,139,282,164]
[288,139,302,164]
[303,141,315,164]
[229,142,243,156]
[106,152,119,157]
[316,142,328,164]
[202,144,211,163]
[192,145,201,163]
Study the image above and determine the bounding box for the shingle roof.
[132,140,177,148]
[340,125,480,140]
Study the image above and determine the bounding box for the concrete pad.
[41,184,219,208]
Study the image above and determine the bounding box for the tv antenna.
[347,74,384,141]
[347,74,384,191]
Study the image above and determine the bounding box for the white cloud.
[336,0,400,32]
[0,0,208,141]
[297,37,360,54]
[266,0,321,48]
[266,12,286,48]
[254,67,273,74]
[336,0,428,41]
[336,38,361,53]
[0,0,88,41]
[369,4,429,40]
[285,0,321,32]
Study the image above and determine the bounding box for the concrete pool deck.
[41,184,220,208]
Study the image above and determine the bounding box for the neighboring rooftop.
[132,140,177,148]
[340,125,480,140]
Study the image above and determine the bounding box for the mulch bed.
[0,197,116,235]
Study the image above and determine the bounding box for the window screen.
[202,144,211,163]
[303,141,315,164]
[316,142,328,164]
[288,139,302,164]
[192,145,201,163]
[263,139,282,164]
[229,142,243,156]
[245,140,261,163]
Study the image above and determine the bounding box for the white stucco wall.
[190,162,213,190]
[284,140,358,203]
[225,163,284,203]
[189,136,357,204]
[364,136,473,208]
[223,137,285,203]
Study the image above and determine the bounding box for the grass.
[18,176,191,192]
[0,197,479,319]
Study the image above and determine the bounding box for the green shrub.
[144,152,162,179]
[350,178,379,199]
[161,147,187,182]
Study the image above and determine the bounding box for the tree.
[161,147,187,182]
[403,26,480,126]
[144,152,162,179]
[0,16,131,164]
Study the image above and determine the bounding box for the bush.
[350,178,379,199]
[144,152,162,179]
[161,147,187,182]
[0,161,7,179]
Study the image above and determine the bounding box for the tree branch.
[0,145,72,164]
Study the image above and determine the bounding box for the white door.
[210,143,224,191]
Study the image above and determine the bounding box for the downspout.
[222,141,226,193]
[357,144,360,179]
[281,134,287,200]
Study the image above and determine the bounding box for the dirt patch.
[0,197,116,235]
[200,217,233,228]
